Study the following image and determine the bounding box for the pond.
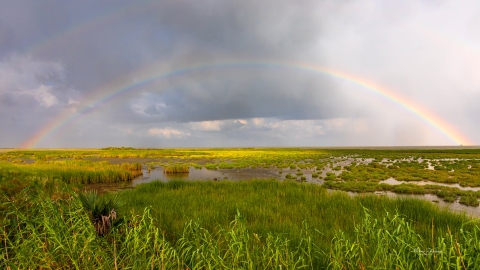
[86,166,480,218]
[133,167,226,186]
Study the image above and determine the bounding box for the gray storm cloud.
[0,0,479,147]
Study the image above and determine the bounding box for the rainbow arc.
[21,61,473,148]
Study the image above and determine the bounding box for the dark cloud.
[151,0,322,56]
[134,71,345,123]
[0,21,20,57]
[0,0,479,147]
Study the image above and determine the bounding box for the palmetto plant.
[78,190,123,236]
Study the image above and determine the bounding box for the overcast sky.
[1,0,479,148]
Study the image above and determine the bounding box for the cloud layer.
[1,0,479,147]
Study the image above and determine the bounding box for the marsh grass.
[163,164,190,173]
[2,181,479,269]
[6,148,480,189]
[285,173,296,179]
[325,180,480,206]
[459,196,480,207]
[0,185,319,269]
[115,180,475,256]
[3,148,480,268]
[0,160,142,186]
[329,207,480,269]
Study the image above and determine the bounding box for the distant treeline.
[100,146,164,150]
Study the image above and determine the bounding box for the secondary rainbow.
[24,2,154,57]
[21,61,473,148]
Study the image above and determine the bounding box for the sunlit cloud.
[148,128,190,139]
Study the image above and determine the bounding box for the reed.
[5,148,480,189]
[0,184,318,269]
[2,182,478,269]
[0,160,142,185]
[163,164,190,173]
[328,207,480,269]
[116,180,475,255]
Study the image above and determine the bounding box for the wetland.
[2,147,480,269]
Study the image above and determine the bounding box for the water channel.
[87,166,480,218]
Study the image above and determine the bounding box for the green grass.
[324,180,480,206]
[3,148,480,268]
[163,164,190,173]
[1,184,320,269]
[0,160,142,186]
[4,148,480,189]
[2,180,479,269]
[115,180,475,255]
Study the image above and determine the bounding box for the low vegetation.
[324,181,480,206]
[1,180,479,269]
[163,164,190,173]
[2,148,480,268]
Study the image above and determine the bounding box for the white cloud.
[148,128,190,138]
[68,98,79,105]
[18,85,58,107]
[188,120,222,131]
[0,55,65,108]
[184,117,368,139]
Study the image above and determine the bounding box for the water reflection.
[133,167,225,186]
[388,192,480,218]
[380,177,480,191]
[334,190,480,218]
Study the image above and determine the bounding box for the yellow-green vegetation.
[4,148,480,204]
[2,146,480,268]
[1,148,331,168]
[324,181,480,206]
[339,159,480,186]
[163,164,190,173]
[0,160,142,197]
[285,173,296,179]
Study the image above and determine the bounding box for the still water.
[341,191,480,218]
[133,167,226,186]
[88,167,480,218]
[380,177,480,191]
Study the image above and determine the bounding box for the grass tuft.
[163,164,190,173]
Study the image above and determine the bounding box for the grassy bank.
[0,160,142,197]
[114,180,476,256]
[2,148,480,268]
[2,180,479,269]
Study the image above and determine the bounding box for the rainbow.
[24,2,154,56]
[20,61,473,148]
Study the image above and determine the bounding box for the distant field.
[0,148,17,152]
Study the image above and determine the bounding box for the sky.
[1,0,479,148]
